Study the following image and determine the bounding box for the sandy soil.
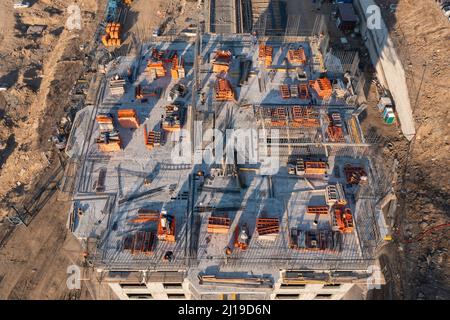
[0,0,200,300]
[0,0,101,216]
[371,0,450,300]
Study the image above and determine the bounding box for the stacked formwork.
[95,114,121,152]
[102,23,122,47]
[212,50,232,73]
[327,113,345,142]
[287,48,307,65]
[311,77,332,99]
[258,45,273,67]
[117,109,139,129]
[215,77,234,101]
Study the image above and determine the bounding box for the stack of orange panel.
[118,109,139,128]
[124,231,155,255]
[146,61,166,78]
[256,218,279,239]
[215,78,234,101]
[311,77,332,99]
[270,107,287,127]
[306,206,329,215]
[101,23,122,47]
[170,54,185,79]
[143,125,162,149]
[135,85,161,99]
[207,216,231,234]
[279,84,290,99]
[298,83,310,99]
[258,45,273,67]
[287,48,307,65]
[212,50,232,73]
[304,161,327,175]
[290,106,319,127]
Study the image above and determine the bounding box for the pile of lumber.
[146,61,166,78]
[270,107,287,126]
[256,218,279,241]
[304,161,327,175]
[279,84,290,99]
[135,85,161,99]
[327,113,344,142]
[117,109,139,128]
[215,77,234,101]
[325,184,347,206]
[207,216,231,234]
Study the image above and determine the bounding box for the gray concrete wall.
[355,0,416,141]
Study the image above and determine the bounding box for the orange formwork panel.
[258,45,273,67]
[256,218,279,236]
[304,161,327,175]
[97,140,121,152]
[207,216,231,234]
[287,48,307,65]
[306,206,329,215]
[311,77,332,99]
[270,107,287,127]
[215,78,234,101]
[212,50,232,73]
[298,84,310,99]
[279,84,290,99]
[117,109,139,128]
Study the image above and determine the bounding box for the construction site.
[0,0,448,301]
[58,0,395,300]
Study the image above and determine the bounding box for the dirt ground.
[368,0,450,300]
[0,0,101,216]
[0,0,200,300]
